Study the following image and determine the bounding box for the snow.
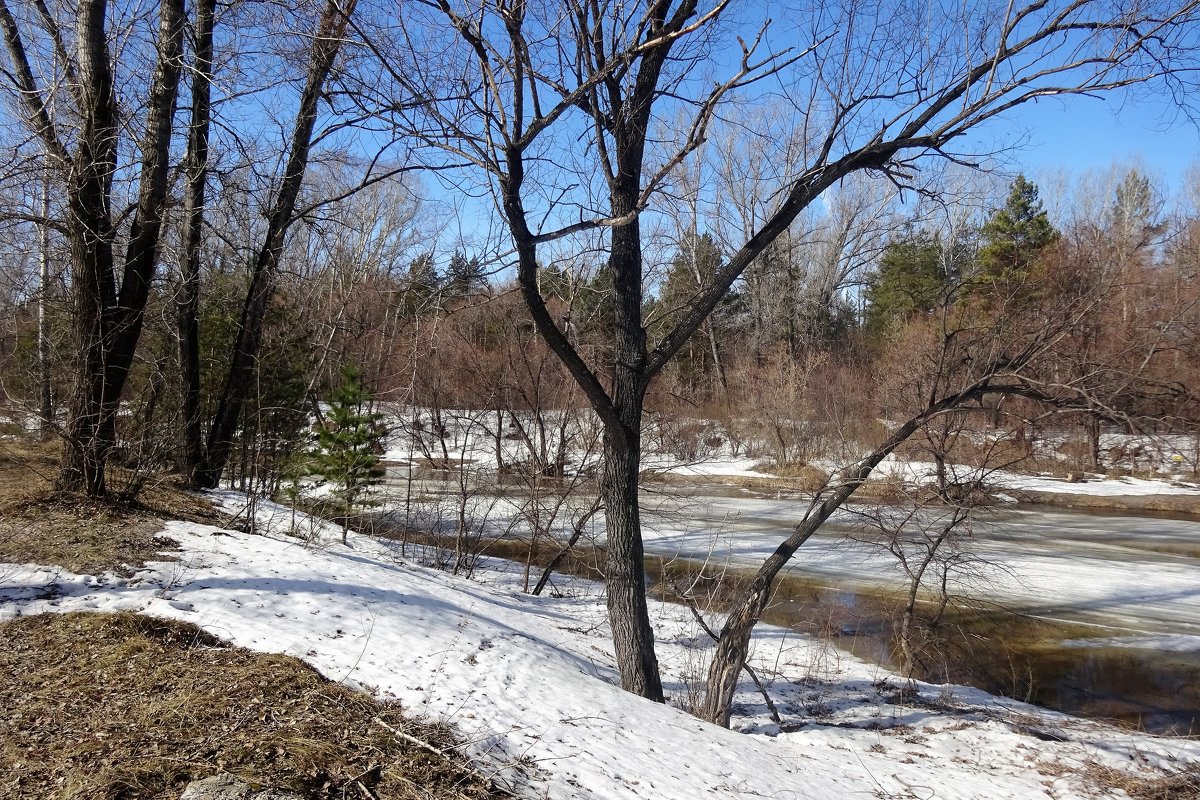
[634,494,1200,641]
[375,407,1200,499]
[3,495,1198,799]
[870,456,1200,498]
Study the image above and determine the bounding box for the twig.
[354,778,381,800]
[371,717,515,798]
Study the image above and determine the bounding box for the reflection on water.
[476,533,1199,735]
[721,569,1200,736]
[373,472,1200,736]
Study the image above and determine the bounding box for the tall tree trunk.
[176,0,216,475]
[601,193,664,701]
[56,0,185,494]
[194,0,356,489]
[55,0,119,494]
[600,403,664,700]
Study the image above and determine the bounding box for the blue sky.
[966,86,1198,194]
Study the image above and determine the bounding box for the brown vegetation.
[0,611,502,800]
[0,444,217,574]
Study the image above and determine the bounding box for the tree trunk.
[176,0,215,475]
[195,0,356,489]
[37,173,53,438]
[57,0,185,494]
[55,0,118,494]
[600,411,663,701]
[701,387,990,727]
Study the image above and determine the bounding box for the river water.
[640,488,1200,734]
[381,470,1200,733]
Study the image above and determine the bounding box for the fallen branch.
[371,716,516,798]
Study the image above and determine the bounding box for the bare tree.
[0,0,187,494]
[358,0,1200,705]
[195,0,359,488]
[176,0,217,476]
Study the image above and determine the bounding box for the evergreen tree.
[976,174,1057,289]
[656,232,734,393]
[446,250,488,296]
[307,365,388,543]
[401,251,441,315]
[864,231,952,338]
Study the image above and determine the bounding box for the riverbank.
[4,492,1199,799]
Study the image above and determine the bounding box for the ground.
[0,612,497,800]
[2,470,1199,799]
[0,448,502,800]
[2,439,1200,800]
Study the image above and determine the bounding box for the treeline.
[4,163,1195,493]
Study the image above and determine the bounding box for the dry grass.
[1085,761,1200,800]
[753,462,831,490]
[0,437,58,502]
[1018,488,1200,517]
[0,611,503,800]
[0,493,181,575]
[0,440,223,575]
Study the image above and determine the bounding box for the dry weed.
[0,611,502,800]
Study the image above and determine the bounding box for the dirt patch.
[0,611,504,800]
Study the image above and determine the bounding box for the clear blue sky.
[973,89,1199,192]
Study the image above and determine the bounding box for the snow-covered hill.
[2,495,1197,799]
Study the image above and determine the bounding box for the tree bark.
[176,0,216,475]
[600,405,664,701]
[37,173,53,438]
[195,0,357,489]
[57,0,185,494]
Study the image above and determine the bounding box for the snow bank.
[3,497,1198,799]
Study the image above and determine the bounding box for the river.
[379,469,1200,733]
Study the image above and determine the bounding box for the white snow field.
[3,494,1198,799]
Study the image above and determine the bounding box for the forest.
[1,1,1200,782]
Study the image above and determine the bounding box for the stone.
[180,776,252,800]
[179,775,307,800]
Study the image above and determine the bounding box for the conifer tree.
[977,175,1057,291]
[401,252,441,315]
[445,251,487,296]
[864,231,950,338]
[307,365,388,543]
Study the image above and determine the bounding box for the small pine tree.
[446,250,488,296]
[307,365,388,543]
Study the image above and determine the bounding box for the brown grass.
[0,611,503,800]
[0,493,181,575]
[0,440,224,575]
[1085,761,1200,800]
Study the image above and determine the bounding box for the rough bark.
[195,0,357,489]
[53,0,186,494]
[37,175,52,438]
[176,0,216,475]
[600,407,664,700]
